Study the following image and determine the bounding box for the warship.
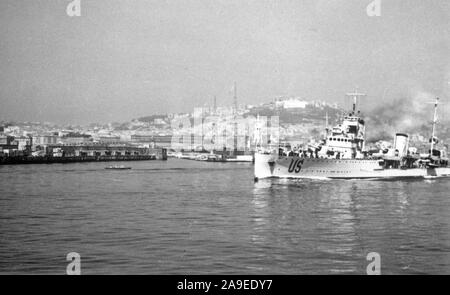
[254,92,450,180]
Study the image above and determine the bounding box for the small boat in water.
[105,165,132,170]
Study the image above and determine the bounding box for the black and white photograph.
[0,0,449,279]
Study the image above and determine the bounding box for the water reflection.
[315,182,360,272]
[250,180,271,245]
[1,161,449,274]
[251,179,362,273]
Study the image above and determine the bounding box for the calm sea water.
[0,159,449,274]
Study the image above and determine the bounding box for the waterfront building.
[60,135,92,145]
[13,136,32,151]
[99,135,121,143]
[0,135,19,155]
[32,134,58,147]
[131,134,153,143]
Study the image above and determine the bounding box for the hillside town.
[1,96,448,161]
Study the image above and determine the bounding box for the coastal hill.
[130,97,449,148]
[2,97,448,151]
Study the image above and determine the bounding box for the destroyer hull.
[254,153,450,180]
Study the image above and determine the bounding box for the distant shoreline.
[0,155,165,165]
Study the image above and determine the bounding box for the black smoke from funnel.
[364,96,439,143]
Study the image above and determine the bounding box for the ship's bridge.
[321,114,366,159]
[333,115,365,138]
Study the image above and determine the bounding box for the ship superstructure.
[318,91,367,160]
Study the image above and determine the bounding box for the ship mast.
[233,82,238,113]
[345,90,366,115]
[233,82,238,155]
[430,97,439,155]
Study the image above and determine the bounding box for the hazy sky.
[0,0,449,124]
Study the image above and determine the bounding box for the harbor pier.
[0,144,167,165]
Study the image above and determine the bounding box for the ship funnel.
[394,133,409,157]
